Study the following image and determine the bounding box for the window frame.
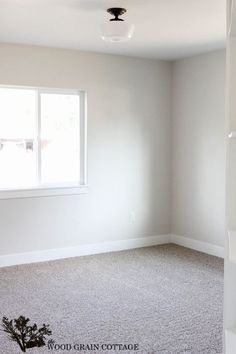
[0,85,88,199]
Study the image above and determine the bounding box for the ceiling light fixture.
[100,7,135,42]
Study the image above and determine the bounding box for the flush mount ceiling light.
[100,7,135,42]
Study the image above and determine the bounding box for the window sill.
[0,185,88,200]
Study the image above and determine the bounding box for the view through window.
[0,87,85,192]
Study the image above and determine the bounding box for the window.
[0,86,87,199]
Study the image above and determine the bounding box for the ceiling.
[0,0,226,60]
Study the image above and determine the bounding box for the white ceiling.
[0,0,226,60]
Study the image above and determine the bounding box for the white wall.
[0,43,172,255]
[0,44,226,258]
[171,50,226,247]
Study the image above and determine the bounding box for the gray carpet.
[0,244,223,354]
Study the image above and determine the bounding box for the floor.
[0,244,223,354]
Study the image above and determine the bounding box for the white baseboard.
[0,233,224,268]
[0,234,171,268]
[171,234,224,258]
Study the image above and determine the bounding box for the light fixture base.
[107,7,126,21]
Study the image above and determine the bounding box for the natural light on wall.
[0,87,87,199]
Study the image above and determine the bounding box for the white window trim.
[0,85,88,200]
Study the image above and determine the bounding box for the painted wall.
[171,50,226,247]
[0,43,172,255]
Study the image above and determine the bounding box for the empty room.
[0,0,233,353]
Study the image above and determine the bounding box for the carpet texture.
[0,244,223,354]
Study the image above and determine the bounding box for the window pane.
[0,88,36,139]
[0,140,37,189]
[40,93,80,184]
[0,88,37,189]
